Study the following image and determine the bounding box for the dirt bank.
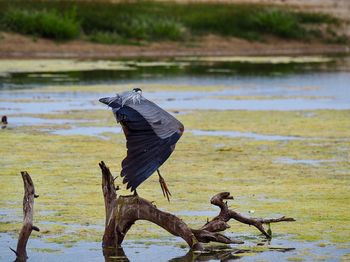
[0,32,348,59]
[175,0,350,21]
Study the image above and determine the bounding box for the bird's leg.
[157,169,171,202]
[133,189,140,204]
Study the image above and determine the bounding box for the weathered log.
[100,161,203,251]
[100,161,119,248]
[201,192,296,238]
[10,171,39,262]
[100,162,295,252]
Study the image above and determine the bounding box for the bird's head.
[99,96,121,108]
[100,88,143,108]
[132,88,142,95]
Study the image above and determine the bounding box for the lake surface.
[1,56,349,261]
[1,56,350,115]
[1,232,347,262]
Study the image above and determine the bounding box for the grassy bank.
[0,1,346,44]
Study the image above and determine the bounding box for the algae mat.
[1,108,349,259]
[0,58,350,261]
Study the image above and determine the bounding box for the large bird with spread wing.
[99,88,184,201]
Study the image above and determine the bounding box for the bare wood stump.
[10,171,39,261]
[99,162,295,252]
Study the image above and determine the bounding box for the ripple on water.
[50,126,121,139]
[9,117,95,126]
[275,157,337,165]
[191,130,303,141]
[48,126,304,141]
[0,233,348,261]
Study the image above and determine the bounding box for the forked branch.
[201,192,295,238]
[99,162,295,251]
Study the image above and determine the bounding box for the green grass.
[1,8,80,40]
[0,1,345,43]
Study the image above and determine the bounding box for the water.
[49,127,305,140]
[1,56,350,261]
[191,130,303,141]
[1,232,348,261]
[275,157,337,165]
[9,117,94,126]
[51,126,121,139]
[1,57,350,115]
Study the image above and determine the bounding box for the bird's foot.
[157,170,172,202]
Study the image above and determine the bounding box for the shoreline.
[1,33,349,59]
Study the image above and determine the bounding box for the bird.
[99,88,184,201]
[1,115,7,129]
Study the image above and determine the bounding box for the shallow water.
[50,126,304,141]
[1,232,348,262]
[191,130,303,141]
[1,57,350,115]
[51,126,121,139]
[10,117,94,126]
[1,56,350,261]
[275,157,337,165]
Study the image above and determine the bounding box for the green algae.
[16,83,228,93]
[207,95,334,101]
[342,253,350,261]
[0,59,132,74]
[1,105,349,248]
[30,248,61,253]
[287,258,304,261]
[178,110,350,138]
[177,56,333,64]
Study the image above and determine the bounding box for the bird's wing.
[116,99,183,191]
[128,99,184,139]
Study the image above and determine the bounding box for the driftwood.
[99,161,295,253]
[10,171,39,261]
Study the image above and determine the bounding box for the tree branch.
[99,162,295,252]
[11,171,39,261]
[201,192,296,238]
[100,161,119,248]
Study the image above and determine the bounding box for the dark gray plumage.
[99,89,184,197]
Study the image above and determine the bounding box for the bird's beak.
[99,97,113,105]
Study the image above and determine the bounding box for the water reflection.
[1,232,348,262]
[0,56,342,88]
[169,248,242,261]
[103,247,129,262]
[103,245,297,262]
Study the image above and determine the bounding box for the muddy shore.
[0,32,349,59]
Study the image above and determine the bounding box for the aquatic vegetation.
[30,247,61,253]
[1,57,349,260]
[14,83,228,94]
[0,59,132,74]
[178,110,350,138]
[1,106,349,248]
[178,56,333,64]
[206,95,334,101]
